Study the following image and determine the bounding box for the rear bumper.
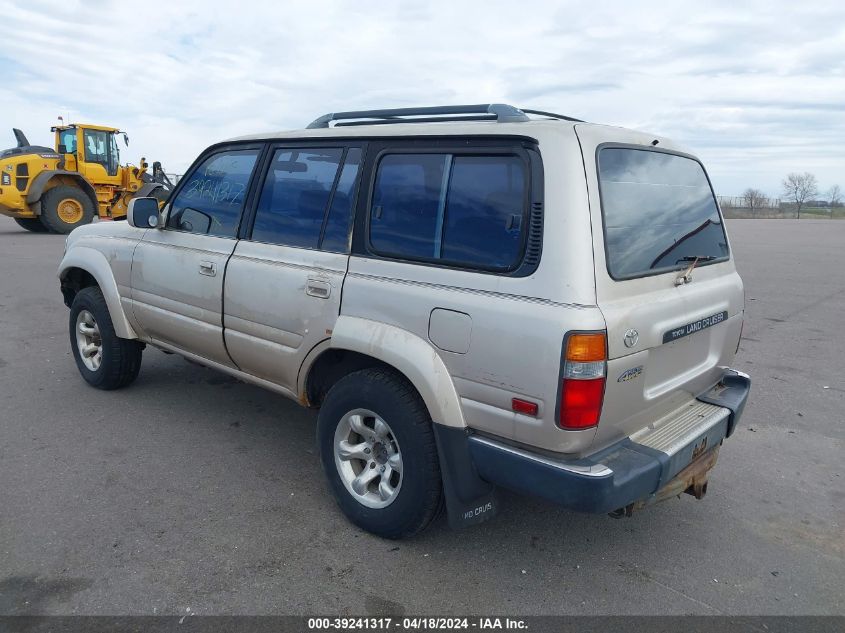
[467,368,751,514]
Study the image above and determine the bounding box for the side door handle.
[199,261,217,277]
[305,278,331,299]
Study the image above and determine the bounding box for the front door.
[223,144,364,391]
[130,146,263,367]
[79,129,122,186]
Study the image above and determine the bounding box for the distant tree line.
[718,173,843,219]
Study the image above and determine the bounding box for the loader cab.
[54,124,122,182]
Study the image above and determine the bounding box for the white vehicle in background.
[59,104,750,538]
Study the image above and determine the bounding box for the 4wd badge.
[617,365,643,382]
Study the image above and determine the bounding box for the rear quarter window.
[369,152,527,271]
[598,147,729,280]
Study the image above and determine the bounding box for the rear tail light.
[558,332,606,429]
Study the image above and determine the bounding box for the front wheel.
[317,368,443,539]
[41,185,95,234]
[69,286,143,390]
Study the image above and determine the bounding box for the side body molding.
[330,316,466,429]
[58,246,137,339]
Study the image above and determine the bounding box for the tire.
[69,286,143,390]
[14,217,49,233]
[317,368,443,539]
[40,185,96,234]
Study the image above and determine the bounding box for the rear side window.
[167,149,260,238]
[598,148,729,279]
[321,148,362,253]
[252,148,344,248]
[369,153,527,270]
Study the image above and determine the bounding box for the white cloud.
[1,0,842,196]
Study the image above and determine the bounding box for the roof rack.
[520,108,583,123]
[306,104,532,129]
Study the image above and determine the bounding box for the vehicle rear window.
[598,148,729,279]
[369,153,526,270]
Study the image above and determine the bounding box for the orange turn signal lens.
[565,333,607,363]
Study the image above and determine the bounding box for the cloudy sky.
[1,0,842,197]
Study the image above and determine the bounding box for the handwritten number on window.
[183,178,246,206]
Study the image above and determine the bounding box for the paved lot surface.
[0,218,842,616]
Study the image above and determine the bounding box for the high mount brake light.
[559,332,607,430]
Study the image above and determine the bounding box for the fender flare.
[26,170,98,213]
[329,316,466,429]
[58,246,137,339]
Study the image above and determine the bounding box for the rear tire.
[69,286,143,390]
[317,368,443,539]
[14,217,49,233]
[41,185,95,234]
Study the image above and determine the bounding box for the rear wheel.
[14,217,49,233]
[317,368,443,539]
[41,185,95,234]
[69,286,143,390]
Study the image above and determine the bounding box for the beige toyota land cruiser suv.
[59,104,750,538]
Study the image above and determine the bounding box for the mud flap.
[432,424,499,529]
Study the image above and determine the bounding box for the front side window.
[251,148,344,248]
[598,148,729,279]
[108,133,120,174]
[167,149,260,238]
[369,153,527,270]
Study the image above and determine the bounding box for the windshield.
[598,147,729,280]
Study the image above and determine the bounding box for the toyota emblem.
[623,329,639,348]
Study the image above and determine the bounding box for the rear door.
[222,143,364,392]
[575,125,744,449]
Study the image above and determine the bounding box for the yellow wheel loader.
[0,123,172,234]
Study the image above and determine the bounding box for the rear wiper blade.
[676,255,716,263]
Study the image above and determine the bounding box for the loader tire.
[40,185,95,234]
[14,217,50,233]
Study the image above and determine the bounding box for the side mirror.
[58,144,68,154]
[127,197,160,228]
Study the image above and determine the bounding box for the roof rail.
[306,103,530,129]
[520,108,584,123]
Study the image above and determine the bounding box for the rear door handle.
[306,278,331,299]
[199,261,217,277]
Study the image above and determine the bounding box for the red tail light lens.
[560,377,605,428]
[558,332,607,430]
